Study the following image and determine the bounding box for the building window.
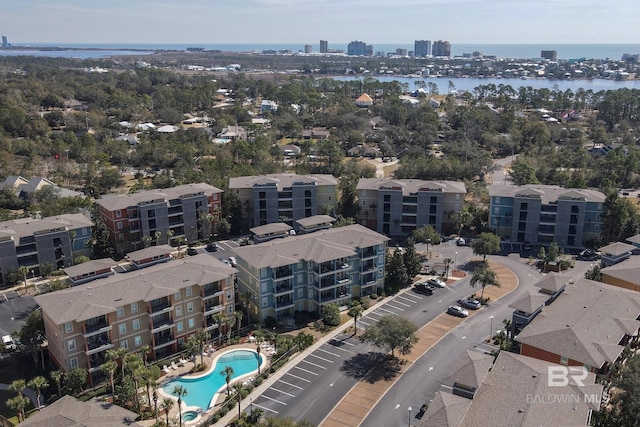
[187,302,194,313]
[70,357,78,369]
[176,321,184,333]
[117,307,124,317]
[175,305,183,316]
[186,287,193,297]
[117,222,123,230]
[67,339,76,351]
[121,340,128,349]
[131,302,138,313]
[227,305,233,314]
[65,322,73,333]
[116,210,122,218]
[133,319,140,330]
[560,356,568,365]
[148,209,155,218]
[174,291,181,300]
[187,318,195,329]
[494,196,500,203]
[134,335,142,347]
[119,324,126,335]
[298,288,304,298]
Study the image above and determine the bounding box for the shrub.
[370,293,378,300]
[321,303,341,326]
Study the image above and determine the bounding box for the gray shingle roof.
[95,183,223,211]
[509,291,549,314]
[598,241,635,256]
[534,273,572,293]
[489,184,606,204]
[356,178,466,195]
[601,256,640,286]
[127,245,174,263]
[228,174,338,190]
[20,395,141,426]
[63,258,118,277]
[0,213,93,242]
[233,224,389,268]
[419,391,470,427]
[516,279,640,368]
[249,223,292,236]
[296,215,336,228]
[446,349,493,390]
[34,254,234,325]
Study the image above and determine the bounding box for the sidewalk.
[319,260,518,427]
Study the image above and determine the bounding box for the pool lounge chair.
[171,361,178,370]
[162,365,171,374]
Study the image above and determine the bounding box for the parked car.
[186,247,198,256]
[220,258,231,266]
[427,278,447,288]
[413,283,434,296]
[228,256,237,267]
[578,249,599,261]
[456,238,466,246]
[447,305,469,318]
[206,243,218,252]
[458,299,481,310]
[2,335,16,351]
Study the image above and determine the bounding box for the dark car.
[413,283,434,296]
[578,249,599,261]
[458,299,482,310]
[523,241,531,251]
[447,305,469,317]
[206,243,218,252]
[186,247,198,256]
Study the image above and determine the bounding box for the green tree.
[27,376,48,409]
[66,367,88,395]
[172,385,188,427]
[403,238,421,279]
[221,366,234,398]
[100,360,118,396]
[359,315,418,358]
[470,232,501,261]
[470,265,499,300]
[412,225,441,245]
[6,394,30,422]
[50,370,63,397]
[19,265,30,294]
[161,398,173,427]
[386,247,409,288]
[509,158,538,185]
[336,175,360,219]
[348,305,364,335]
[321,303,341,327]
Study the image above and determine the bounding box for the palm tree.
[161,398,173,426]
[194,329,209,367]
[100,360,117,396]
[19,265,30,294]
[470,265,499,300]
[28,376,49,409]
[154,231,162,246]
[235,310,243,338]
[106,347,128,377]
[171,385,188,427]
[9,379,26,397]
[6,394,29,422]
[50,370,63,397]
[213,313,226,346]
[233,382,245,419]
[141,235,152,248]
[348,305,364,336]
[225,315,236,343]
[139,344,151,366]
[166,229,174,246]
[221,366,234,397]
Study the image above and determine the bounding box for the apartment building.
[34,254,235,385]
[432,40,451,57]
[0,213,93,285]
[489,184,605,247]
[96,183,223,255]
[233,224,389,323]
[414,40,431,57]
[228,174,338,229]
[356,178,466,236]
[347,40,373,56]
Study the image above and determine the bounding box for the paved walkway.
[319,260,518,427]
[0,383,40,408]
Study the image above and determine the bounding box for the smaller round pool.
[183,411,198,422]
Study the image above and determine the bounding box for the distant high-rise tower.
[347,40,373,56]
[305,44,312,54]
[541,50,557,60]
[320,40,328,53]
[414,40,431,57]
[1,35,7,48]
[432,40,451,57]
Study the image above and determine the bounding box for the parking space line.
[261,395,287,406]
[376,307,396,314]
[367,311,384,317]
[253,402,278,414]
[300,359,326,370]
[359,319,373,327]
[325,342,352,353]
[398,294,421,302]
[317,347,341,358]
[310,353,334,363]
[278,379,303,390]
[292,365,319,376]
[334,336,356,345]
[269,387,295,398]
[285,372,311,383]
[391,299,411,307]
[384,303,405,311]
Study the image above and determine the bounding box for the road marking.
[391,299,411,307]
[285,372,311,383]
[317,347,341,358]
[335,337,355,346]
[377,307,396,314]
[359,319,372,327]
[310,353,334,363]
[292,366,319,376]
[260,395,287,406]
[398,295,420,303]
[300,359,326,370]
[384,303,405,311]
[395,404,400,409]
[429,367,433,371]
[277,380,303,390]
[253,402,278,414]
[441,385,453,390]
[367,311,384,317]
[326,343,352,354]
[269,387,295,397]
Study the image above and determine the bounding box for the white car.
[427,278,447,288]
[2,335,16,351]
[447,305,469,318]
[228,256,237,267]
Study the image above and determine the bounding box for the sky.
[2,0,640,46]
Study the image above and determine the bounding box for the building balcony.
[204,304,225,316]
[151,319,174,334]
[153,334,176,350]
[361,263,376,272]
[203,286,223,298]
[83,322,112,338]
[274,283,294,295]
[86,341,114,356]
[274,267,293,279]
[149,300,172,314]
[275,298,295,310]
[361,249,377,259]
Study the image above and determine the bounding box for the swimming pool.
[163,349,262,410]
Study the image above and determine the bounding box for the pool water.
[163,349,262,409]
[182,411,198,422]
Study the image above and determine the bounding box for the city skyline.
[2,0,639,45]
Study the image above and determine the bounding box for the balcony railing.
[151,315,173,333]
[362,249,376,258]
[204,304,224,315]
[274,283,293,294]
[84,318,109,334]
[274,267,293,279]
[203,285,223,297]
[275,298,294,309]
[150,300,171,314]
[86,342,113,355]
[153,334,176,349]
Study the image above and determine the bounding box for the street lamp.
[408,406,412,427]
[426,238,431,258]
[489,315,494,343]
[454,251,458,272]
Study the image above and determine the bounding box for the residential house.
[300,128,330,140]
[278,144,301,157]
[96,183,223,256]
[232,224,388,323]
[295,215,335,234]
[515,279,640,376]
[228,174,338,229]
[420,351,602,427]
[218,125,247,141]
[63,258,117,286]
[34,254,235,385]
[356,178,466,236]
[250,223,292,244]
[260,100,278,113]
[489,184,605,247]
[1,175,83,199]
[355,93,373,107]
[128,245,174,269]
[0,213,93,285]
[347,144,380,158]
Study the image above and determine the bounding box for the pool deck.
[139,343,266,426]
